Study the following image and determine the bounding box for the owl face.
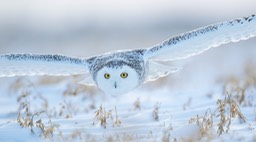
[95,65,140,95]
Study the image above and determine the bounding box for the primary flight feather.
[0,15,255,95]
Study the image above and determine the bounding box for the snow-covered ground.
[0,40,256,142]
[0,1,256,142]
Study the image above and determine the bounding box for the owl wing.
[145,61,181,82]
[0,54,89,77]
[143,15,256,61]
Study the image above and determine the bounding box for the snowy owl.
[0,15,256,95]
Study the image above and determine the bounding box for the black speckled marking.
[247,15,254,22]
[149,24,219,53]
[228,14,255,25]
[149,14,255,54]
[2,54,85,65]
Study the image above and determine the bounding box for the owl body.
[0,15,255,95]
[86,49,147,95]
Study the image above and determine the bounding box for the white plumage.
[0,54,88,77]
[144,15,256,61]
[0,15,255,95]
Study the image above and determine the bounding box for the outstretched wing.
[144,15,256,61]
[0,54,88,77]
[145,61,181,82]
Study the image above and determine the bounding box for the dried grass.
[161,124,173,142]
[188,108,214,140]
[16,91,59,140]
[187,91,247,140]
[133,98,141,110]
[152,102,161,121]
[216,92,246,135]
[93,105,121,128]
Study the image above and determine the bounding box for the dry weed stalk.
[216,92,246,135]
[93,105,112,128]
[244,62,256,88]
[133,98,141,110]
[58,101,78,118]
[223,77,252,106]
[35,94,49,110]
[248,123,254,131]
[221,63,256,107]
[67,129,83,141]
[188,108,214,140]
[216,98,227,135]
[162,124,173,142]
[162,130,171,142]
[152,102,160,121]
[183,97,192,110]
[113,106,122,127]
[226,93,247,123]
[93,105,121,128]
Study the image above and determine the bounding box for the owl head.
[95,60,143,95]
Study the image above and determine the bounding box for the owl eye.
[104,73,111,79]
[120,72,128,78]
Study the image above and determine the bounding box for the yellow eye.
[120,72,128,78]
[104,73,111,79]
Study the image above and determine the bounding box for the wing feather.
[144,15,256,61]
[145,61,181,82]
[0,54,88,77]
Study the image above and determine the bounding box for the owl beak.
[114,82,117,88]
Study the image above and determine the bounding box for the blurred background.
[0,0,255,91]
[0,0,255,57]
